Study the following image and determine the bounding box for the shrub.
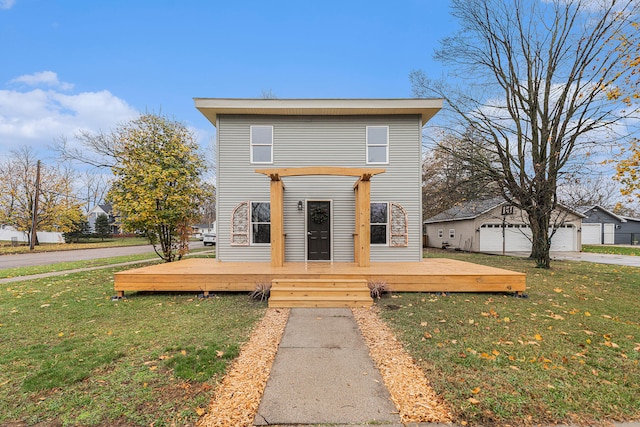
[368,280,389,299]
[249,282,271,301]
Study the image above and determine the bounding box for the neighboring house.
[194,98,442,265]
[581,205,640,245]
[87,204,119,234]
[192,221,216,240]
[424,197,584,253]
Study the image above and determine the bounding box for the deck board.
[114,258,526,296]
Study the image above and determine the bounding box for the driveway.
[0,245,158,269]
[551,251,640,267]
[488,251,640,267]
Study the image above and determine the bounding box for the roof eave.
[194,98,443,126]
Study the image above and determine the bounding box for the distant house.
[581,205,640,245]
[87,204,119,234]
[424,197,584,252]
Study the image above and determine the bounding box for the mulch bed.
[353,306,453,424]
[198,305,452,426]
[197,308,289,427]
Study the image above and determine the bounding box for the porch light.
[297,200,303,211]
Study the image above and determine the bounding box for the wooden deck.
[114,258,526,303]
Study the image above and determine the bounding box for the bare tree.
[78,171,111,213]
[412,0,639,267]
[423,129,501,219]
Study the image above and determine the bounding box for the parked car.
[203,233,216,246]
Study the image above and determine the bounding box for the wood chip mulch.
[197,308,290,427]
[352,306,453,424]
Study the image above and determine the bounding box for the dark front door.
[307,201,331,260]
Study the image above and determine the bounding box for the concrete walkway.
[254,308,402,426]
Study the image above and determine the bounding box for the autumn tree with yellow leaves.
[612,21,640,201]
[107,114,209,262]
[0,146,84,244]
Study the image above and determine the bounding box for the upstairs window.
[251,125,273,164]
[251,202,271,244]
[370,202,388,244]
[366,126,388,164]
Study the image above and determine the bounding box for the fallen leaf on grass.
[471,387,481,394]
[468,397,480,405]
[584,311,592,317]
[554,288,563,293]
[602,341,620,348]
[196,407,206,416]
[534,334,543,341]
[216,350,225,358]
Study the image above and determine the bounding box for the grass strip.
[582,245,640,256]
[0,248,214,279]
[379,250,640,426]
[0,237,150,255]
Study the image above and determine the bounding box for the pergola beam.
[257,167,384,267]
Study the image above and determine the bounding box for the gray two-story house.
[194,98,442,266]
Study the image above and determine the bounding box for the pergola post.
[354,178,371,267]
[270,177,285,267]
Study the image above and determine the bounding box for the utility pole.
[29,160,41,251]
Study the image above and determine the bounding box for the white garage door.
[479,224,531,252]
[479,224,577,252]
[582,223,602,245]
[550,225,577,251]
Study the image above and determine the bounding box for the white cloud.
[0,78,139,156]
[0,0,15,10]
[10,71,74,90]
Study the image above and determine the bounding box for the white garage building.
[424,198,584,253]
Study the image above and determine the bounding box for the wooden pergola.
[255,167,386,268]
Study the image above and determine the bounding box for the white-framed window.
[251,202,271,244]
[449,228,455,239]
[370,202,388,244]
[250,125,273,164]
[366,126,389,164]
[438,229,444,238]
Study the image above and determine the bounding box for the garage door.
[550,225,577,251]
[582,223,601,245]
[479,224,531,252]
[479,224,577,252]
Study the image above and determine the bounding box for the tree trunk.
[527,208,551,268]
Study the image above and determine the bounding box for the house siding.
[582,207,640,245]
[217,114,423,262]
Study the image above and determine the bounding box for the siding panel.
[217,115,423,262]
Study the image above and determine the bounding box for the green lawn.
[379,250,640,426]
[0,264,266,426]
[582,245,640,256]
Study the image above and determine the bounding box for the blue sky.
[0,0,456,160]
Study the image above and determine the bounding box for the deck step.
[268,278,373,308]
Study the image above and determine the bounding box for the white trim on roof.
[194,98,443,127]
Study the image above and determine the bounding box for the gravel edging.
[197,308,290,427]
[352,306,453,424]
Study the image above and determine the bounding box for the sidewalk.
[254,308,402,426]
